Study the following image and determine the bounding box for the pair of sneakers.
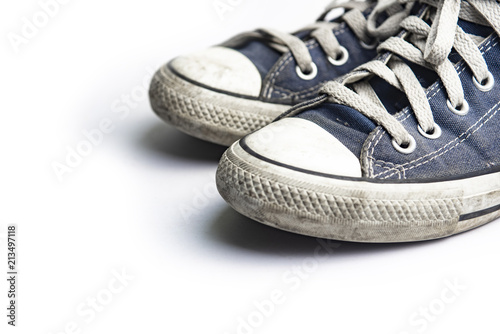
[150,0,500,243]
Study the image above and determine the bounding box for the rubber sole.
[216,141,500,243]
[149,64,290,146]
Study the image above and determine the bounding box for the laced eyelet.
[328,46,349,66]
[473,71,494,92]
[418,123,442,140]
[360,39,377,50]
[392,135,416,154]
[447,99,469,116]
[296,62,318,80]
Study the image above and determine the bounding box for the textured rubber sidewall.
[216,142,500,243]
[149,65,289,146]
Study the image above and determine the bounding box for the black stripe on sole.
[459,204,500,221]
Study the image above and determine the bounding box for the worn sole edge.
[216,141,500,243]
[148,64,290,146]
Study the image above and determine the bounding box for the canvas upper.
[168,0,413,106]
[240,0,500,182]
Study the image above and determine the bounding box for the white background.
[1,0,499,333]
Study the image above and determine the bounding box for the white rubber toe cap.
[170,46,262,97]
[244,118,362,177]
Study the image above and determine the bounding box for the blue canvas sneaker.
[149,0,411,145]
[216,0,500,243]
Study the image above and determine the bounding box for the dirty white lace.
[223,0,411,75]
[320,0,500,149]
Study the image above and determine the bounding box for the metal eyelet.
[473,71,494,92]
[328,46,349,66]
[447,99,469,116]
[360,39,378,50]
[418,123,442,140]
[296,62,318,80]
[392,135,416,154]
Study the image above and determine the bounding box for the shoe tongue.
[297,18,494,158]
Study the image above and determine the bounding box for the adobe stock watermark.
[7,0,72,54]
[213,0,245,20]
[178,122,286,223]
[51,67,155,183]
[398,278,467,334]
[47,267,134,334]
[179,173,219,223]
[223,239,341,334]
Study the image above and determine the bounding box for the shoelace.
[319,0,500,152]
[222,0,412,77]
